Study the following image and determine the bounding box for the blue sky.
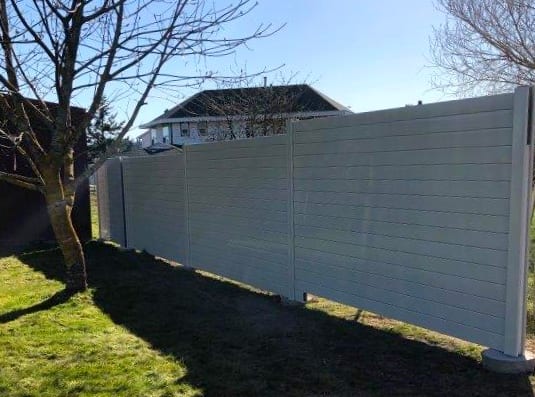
[129,0,452,137]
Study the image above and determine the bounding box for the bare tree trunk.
[43,167,87,292]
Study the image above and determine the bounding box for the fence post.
[183,146,192,268]
[503,86,532,357]
[119,156,128,248]
[95,166,103,240]
[287,120,296,301]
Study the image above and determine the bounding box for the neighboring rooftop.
[141,84,350,128]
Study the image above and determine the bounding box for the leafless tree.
[194,76,314,141]
[430,0,535,96]
[0,0,278,291]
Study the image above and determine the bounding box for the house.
[137,84,351,147]
[0,102,91,249]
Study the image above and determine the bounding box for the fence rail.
[96,87,534,357]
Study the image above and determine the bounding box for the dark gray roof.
[146,84,348,124]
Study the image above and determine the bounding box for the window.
[162,124,171,143]
[198,121,208,136]
[150,129,156,145]
[180,122,189,137]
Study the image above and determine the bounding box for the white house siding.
[139,111,349,147]
[138,130,152,147]
[168,122,203,145]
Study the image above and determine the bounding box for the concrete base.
[302,293,318,303]
[482,349,535,374]
[279,292,318,306]
[279,296,305,307]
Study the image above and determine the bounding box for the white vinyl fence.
[95,157,125,247]
[97,87,534,357]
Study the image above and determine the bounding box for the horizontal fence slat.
[294,179,510,198]
[189,228,288,256]
[189,202,288,223]
[294,224,507,264]
[295,110,513,140]
[187,143,287,161]
[189,223,288,244]
[191,249,289,284]
[190,216,288,237]
[192,195,287,212]
[293,191,509,216]
[294,146,512,167]
[189,156,288,169]
[294,215,508,250]
[188,185,288,201]
[296,268,503,333]
[294,248,505,300]
[294,202,509,233]
[295,128,512,156]
[190,240,288,267]
[125,197,185,209]
[295,94,513,132]
[295,262,504,317]
[294,163,511,182]
[188,176,287,190]
[191,243,288,271]
[294,237,506,283]
[295,280,504,350]
[187,134,287,151]
[187,166,287,179]
[125,214,186,232]
[188,212,287,233]
[192,256,288,296]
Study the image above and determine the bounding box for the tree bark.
[44,168,87,292]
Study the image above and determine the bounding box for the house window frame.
[150,128,156,145]
[198,120,208,136]
[180,122,190,137]
[162,124,171,143]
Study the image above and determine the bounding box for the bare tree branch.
[431,0,535,95]
[0,0,280,290]
[0,170,43,191]
[193,75,317,141]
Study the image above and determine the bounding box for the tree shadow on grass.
[0,289,75,324]
[17,242,535,397]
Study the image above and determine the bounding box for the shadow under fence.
[14,242,535,397]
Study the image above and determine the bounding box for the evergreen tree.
[87,99,128,163]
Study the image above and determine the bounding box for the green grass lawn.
[0,246,199,397]
[1,242,534,396]
[90,190,99,239]
[527,221,535,335]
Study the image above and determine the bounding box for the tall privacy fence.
[97,87,534,358]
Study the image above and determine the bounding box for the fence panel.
[122,153,187,264]
[186,135,290,296]
[95,157,125,246]
[96,88,533,357]
[292,89,531,355]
